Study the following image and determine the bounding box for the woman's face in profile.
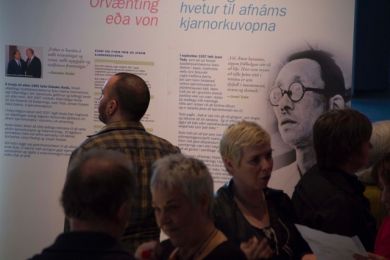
[152,186,203,247]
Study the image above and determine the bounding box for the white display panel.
[0,1,355,258]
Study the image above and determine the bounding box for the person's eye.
[265,151,273,160]
[249,157,260,165]
[165,204,180,212]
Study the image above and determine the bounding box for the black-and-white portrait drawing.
[268,49,350,196]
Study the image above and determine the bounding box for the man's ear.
[107,99,119,115]
[222,157,235,176]
[328,94,345,110]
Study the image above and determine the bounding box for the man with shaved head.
[68,73,180,252]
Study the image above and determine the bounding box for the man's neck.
[105,113,135,125]
[69,219,121,239]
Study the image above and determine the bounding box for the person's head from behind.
[372,153,390,213]
[26,48,34,58]
[98,72,150,124]
[220,121,273,191]
[13,50,21,60]
[151,154,213,248]
[313,108,372,172]
[269,49,346,148]
[62,149,136,238]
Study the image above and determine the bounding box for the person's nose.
[278,91,294,112]
[259,157,273,172]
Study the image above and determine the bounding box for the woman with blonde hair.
[215,121,313,259]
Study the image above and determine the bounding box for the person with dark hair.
[68,72,180,252]
[25,48,42,78]
[29,150,136,259]
[7,49,26,76]
[268,49,348,197]
[292,109,377,251]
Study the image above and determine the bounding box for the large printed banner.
[0,0,355,258]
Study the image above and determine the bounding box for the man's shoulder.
[71,125,179,156]
[131,130,181,155]
[31,56,41,62]
[142,131,179,148]
[28,232,135,260]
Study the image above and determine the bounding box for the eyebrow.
[248,148,273,157]
[152,198,179,207]
[292,75,303,83]
[262,149,273,157]
[165,198,178,205]
[275,75,303,88]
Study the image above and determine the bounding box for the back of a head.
[313,108,372,169]
[287,49,347,101]
[113,72,150,121]
[62,149,136,223]
[220,120,270,165]
[151,154,214,216]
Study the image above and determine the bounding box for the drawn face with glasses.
[269,82,326,106]
[271,59,328,147]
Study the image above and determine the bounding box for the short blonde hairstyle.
[219,121,270,165]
